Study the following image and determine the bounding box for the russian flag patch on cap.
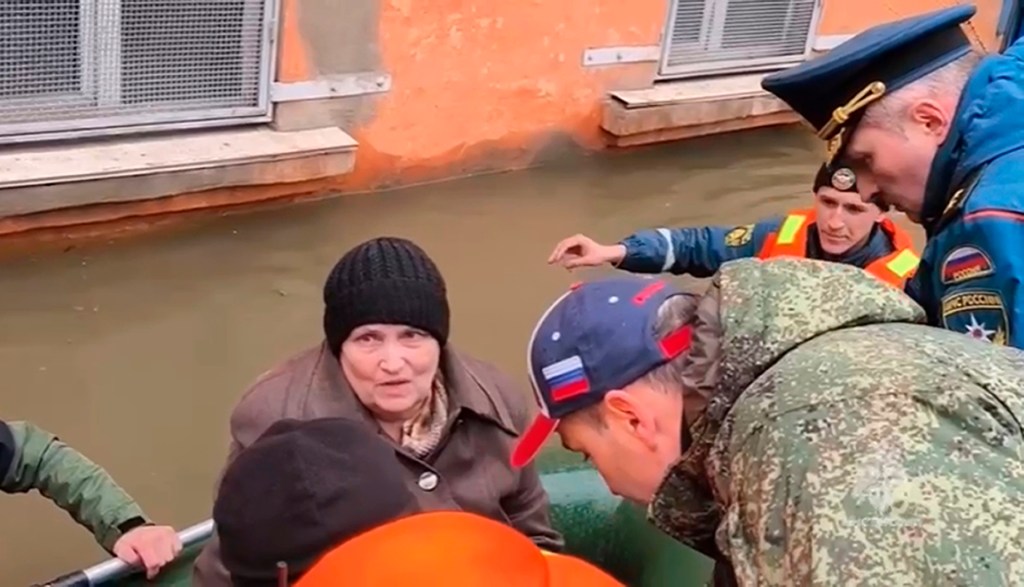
[542,355,590,401]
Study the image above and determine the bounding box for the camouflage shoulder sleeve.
[721,369,1024,585]
[2,421,149,552]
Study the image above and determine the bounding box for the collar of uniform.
[924,164,984,237]
[920,82,985,231]
[646,413,722,555]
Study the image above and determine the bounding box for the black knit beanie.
[323,237,450,358]
[813,160,859,193]
[813,160,890,211]
[214,417,418,586]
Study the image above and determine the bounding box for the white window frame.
[0,0,279,144]
[657,0,822,80]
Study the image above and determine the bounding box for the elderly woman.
[193,237,562,587]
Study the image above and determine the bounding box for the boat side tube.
[34,450,713,586]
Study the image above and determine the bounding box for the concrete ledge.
[601,73,801,147]
[0,126,357,217]
[812,34,854,52]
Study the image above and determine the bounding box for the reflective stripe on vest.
[863,248,920,288]
[871,217,919,287]
[885,249,920,278]
[757,212,810,259]
[776,214,808,245]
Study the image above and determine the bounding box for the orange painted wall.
[3,0,1011,247]
[273,0,1008,191]
[366,0,663,154]
[276,0,667,189]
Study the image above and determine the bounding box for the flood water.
[0,126,925,583]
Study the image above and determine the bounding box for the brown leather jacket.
[193,342,563,587]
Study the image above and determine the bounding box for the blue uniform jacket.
[617,215,896,278]
[906,39,1024,349]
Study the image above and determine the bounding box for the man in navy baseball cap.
[515,258,1024,584]
[511,276,699,504]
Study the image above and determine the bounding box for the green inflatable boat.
[36,447,713,587]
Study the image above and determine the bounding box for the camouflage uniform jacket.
[647,257,1024,586]
[0,419,150,551]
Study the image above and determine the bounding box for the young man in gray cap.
[512,257,1024,585]
[761,5,1024,349]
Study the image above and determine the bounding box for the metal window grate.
[659,0,818,78]
[0,0,273,141]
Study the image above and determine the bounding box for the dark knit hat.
[813,160,859,194]
[812,160,889,211]
[213,417,418,586]
[323,237,450,358]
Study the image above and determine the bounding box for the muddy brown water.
[0,126,925,583]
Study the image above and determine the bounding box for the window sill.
[0,126,358,218]
[601,73,801,147]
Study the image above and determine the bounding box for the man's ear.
[909,99,952,142]
[602,390,636,422]
[602,390,658,450]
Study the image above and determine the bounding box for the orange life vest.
[294,511,624,587]
[756,208,919,288]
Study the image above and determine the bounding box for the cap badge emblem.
[831,168,857,191]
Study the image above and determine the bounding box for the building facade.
[0,0,1007,241]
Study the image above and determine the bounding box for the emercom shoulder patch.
[725,224,754,248]
[941,289,1009,345]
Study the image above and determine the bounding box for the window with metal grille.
[659,0,818,78]
[0,0,274,142]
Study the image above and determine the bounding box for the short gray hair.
[635,294,692,393]
[569,294,692,427]
[860,51,982,130]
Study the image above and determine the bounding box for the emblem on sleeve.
[940,246,994,285]
[725,224,754,247]
[941,290,1009,345]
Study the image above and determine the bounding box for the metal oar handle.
[34,519,215,587]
